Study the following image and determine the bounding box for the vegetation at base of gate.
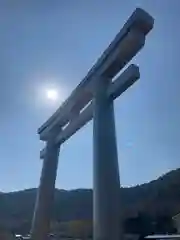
[0,168,180,236]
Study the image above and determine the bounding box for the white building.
[173,213,180,233]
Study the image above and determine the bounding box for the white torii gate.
[31,8,154,240]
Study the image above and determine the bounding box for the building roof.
[145,235,180,239]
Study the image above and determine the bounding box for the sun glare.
[46,89,58,101]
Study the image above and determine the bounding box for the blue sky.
[0,0,179,192]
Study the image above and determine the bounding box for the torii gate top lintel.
[38,8,154,146]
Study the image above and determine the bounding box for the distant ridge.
[0,168,180,231]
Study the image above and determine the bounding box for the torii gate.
[31,8,154,240]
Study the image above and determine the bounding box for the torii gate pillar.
[93,78,121,240]
[31,137,60,240]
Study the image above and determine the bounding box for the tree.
[154,215,177,234]
[124,212,154,235]
[67,220,92,238]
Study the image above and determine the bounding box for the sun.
[46,89,58,101]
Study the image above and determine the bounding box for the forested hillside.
[0,168,180,234]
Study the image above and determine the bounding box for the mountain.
[0,168,180,233]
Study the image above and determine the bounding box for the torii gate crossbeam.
[31,8,154,240]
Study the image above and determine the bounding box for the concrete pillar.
[31,138,60,240]
[93,77,121,240]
